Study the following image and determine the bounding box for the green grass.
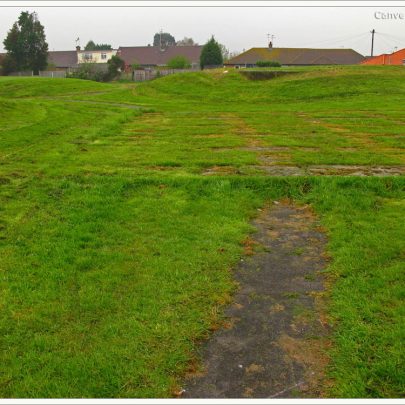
[0,68,404,398]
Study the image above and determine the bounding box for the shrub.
[68,55,125,82]
[107,55,125,79]
[68,62,109,82]
[167,56,191,69]
[256,60,282,67]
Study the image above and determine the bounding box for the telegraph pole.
[371,29,375,57]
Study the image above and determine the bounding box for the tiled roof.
[227,47,365,65]
[118,45,203,66]
[48,51,78,68]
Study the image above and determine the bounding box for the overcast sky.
[1,3,405,56]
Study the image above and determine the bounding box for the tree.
[0,53,4,75]
[153,32,176,48]
[219,43,229,61]
[200,36,223,69]
[84,40,112,50]
[167,56,191,69]
[0,55,17,75]
[176,37,198,46]
[107,55,125,80]
[3,11,48,74]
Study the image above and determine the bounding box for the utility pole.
[371,29,375,57]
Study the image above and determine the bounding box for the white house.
[77,49,117,64]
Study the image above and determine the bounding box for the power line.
[378,31,405,42]
[375,34,400,53]
[299,31,369,48]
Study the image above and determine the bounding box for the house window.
[84,53,92,60]
[101,53,107,60]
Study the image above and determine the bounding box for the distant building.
[226,45,365,67]
[47,50,78,70]
[117,45,203,69]
[77,49,117,64]
[361,48,405,65]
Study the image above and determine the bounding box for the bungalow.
[48,50,78,70]
[226,44,365,67]
[361,48,405,65]
[117,45,202,69]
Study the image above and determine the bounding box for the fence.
[39,71,67,78]
[7,67,201,81]
[7,70,67,78]
[123,68,200,82]
[8,71,34,77]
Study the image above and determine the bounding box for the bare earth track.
[183,202,330,398]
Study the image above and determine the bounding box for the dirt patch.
[307,165,405,176]
[202,166,240,175]
[242,146,291,152]
[256,165,306,176]
[194,134,225,139]
[182,202,330,398]
[256,165,405,176]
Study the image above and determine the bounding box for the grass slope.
[0,68,404,397]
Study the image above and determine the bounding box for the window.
[84,53,92,60]
[101,53,107,60]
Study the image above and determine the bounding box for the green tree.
[153,32,176,48]
[3,11,48,74]
[167,56,191,69]
[176,37,198,46]
[200,36,223,69]
[0,53,4,75]
[84,40,112,50]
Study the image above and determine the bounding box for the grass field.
[0,66,404,398]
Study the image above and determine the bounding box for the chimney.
[76,45,81,51]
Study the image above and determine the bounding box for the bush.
[107,55,125,79]
[68,62,110,82]
[256,60,282,67]
[167,56,191,69]
[68,55,125,82]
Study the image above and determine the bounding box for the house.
[77,48,117,64]
[361,48,405,65]
[226,44,365,67]
[117,45,203,69]
[47,47,118,71]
